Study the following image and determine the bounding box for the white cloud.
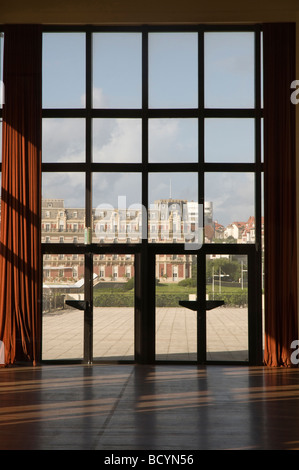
[149,118,197,163]
[93,118,141,163]
[206,173,254,226]
[42,172,85,208]
[92,87,110,108]
[42,118,85,163]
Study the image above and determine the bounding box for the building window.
[41,25,263,365]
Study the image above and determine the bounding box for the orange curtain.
[0,25,42,366]
[263,23,298,367]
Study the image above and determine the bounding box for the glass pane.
[206,254,248,362]
[149,33,198,108]
[93,173,142,243]
[42,173,85,244]
[204,32,254,108]
[148,172,201,245]
[93,118,141,163]
[205,173,255,244]
[149,118,198,163]
[205,118,254,163]
[42,119,85,163]
[93,33,141,108]
[93,254,135,360]
[155,254,197,360]
[43,33,85,108]
[42,254,84,360]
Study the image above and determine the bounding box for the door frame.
[41,243,262,365]
[136,243,263,366]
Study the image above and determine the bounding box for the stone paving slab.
[42,306,251,362]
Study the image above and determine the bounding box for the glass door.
[153,248,261,364]
[206,253,249,362]
[42,253,85,361]
[92,253,135,361]
[155,253,197,361]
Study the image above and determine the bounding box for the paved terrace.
[42,306,256,362]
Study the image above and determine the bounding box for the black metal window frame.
[40,24,262,364]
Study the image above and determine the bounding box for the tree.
[206,258,242,282]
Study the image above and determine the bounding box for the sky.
[41,31,259,227]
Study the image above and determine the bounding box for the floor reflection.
[0,364,299,450]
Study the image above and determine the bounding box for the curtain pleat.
[0,25,42,366]
[263,23,298,367]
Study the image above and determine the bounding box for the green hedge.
[93,292,188,308]
[94,293,134,307]
[207,292,247,307]
[156,293,188,307]
[178,278,197,287]
[93,291,247,308]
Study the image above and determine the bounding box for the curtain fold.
[263,23,298,367]
[0,25,42,366]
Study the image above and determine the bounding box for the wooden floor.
[0,363,299,450]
